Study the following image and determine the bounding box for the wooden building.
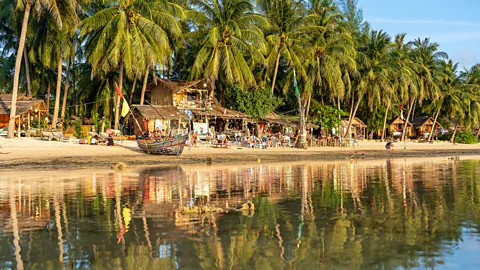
[385,115,412,138]
[130,105,189,136]
[411,116,442,138]
[0,94,46,136]
[341,117,367,138]
[146,78,247,135]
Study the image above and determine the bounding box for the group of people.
[143,128,184,141]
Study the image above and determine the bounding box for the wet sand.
[0,137,479,171]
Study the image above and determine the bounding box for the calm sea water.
[1,159,480,269]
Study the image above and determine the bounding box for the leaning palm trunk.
[61,60,71,121]
[381,103,390,142]
[52,51,63,128]
[270,46,281,94]
[129,76,137,105]
[450,122,458,143]
[345,91,355,138]
[140,66,149,105]
[46,83,51,115]
[114,61,124,130]
[24,47,32,97]
[7,1,31,138]
[401,96,416,141]
[345,95,363,138]
[428,105,442,142]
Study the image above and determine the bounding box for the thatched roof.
[147,78,212,92]
[0,94,35,101]
[411,116,442,128]
[132,105,189,120]
[387,115,412,126]
[341,117,367,127]
[263,112,294,126]
[0,99,46,115]
[189,100,247,119]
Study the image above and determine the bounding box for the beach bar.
[0,94,46,137]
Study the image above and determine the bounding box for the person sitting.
[90,135,99,145]
[143,129,150,138]
[106,134,114,146]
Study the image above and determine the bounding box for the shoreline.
[1,137,479,171]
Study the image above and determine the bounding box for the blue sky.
[360,0,480,69]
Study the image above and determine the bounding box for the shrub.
[437,133,451,141]
[454,132,478,144]
[73,119,83,138]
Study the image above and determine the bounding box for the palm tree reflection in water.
[1,160,480,268]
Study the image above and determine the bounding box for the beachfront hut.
[341,117,367,138]
[386,115,412,138]
[411,116,443,139]
[147,78,214,108]
[130,105,189,136]
[188,100,247,135]
[0,94,46,136]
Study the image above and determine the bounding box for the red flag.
[115,82,124,98]
[400,103,405,110]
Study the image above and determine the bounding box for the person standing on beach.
[385,140,394,151]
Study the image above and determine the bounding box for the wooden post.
[27,111,31,137]
[18,115,21,138]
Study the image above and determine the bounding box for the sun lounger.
[41,131,54,141]
[52,132,71,142]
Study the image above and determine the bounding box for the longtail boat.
[137,135,189,156]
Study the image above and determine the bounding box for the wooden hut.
[411,116,443,138]
[386,115,412,138]
[188,100,247,135]
[147,78,213,108]
[130,105,189,136]
[0,94,46,136]
[341,117,367,138]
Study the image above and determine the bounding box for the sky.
[360,0,480,69]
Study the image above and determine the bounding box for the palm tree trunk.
[7,1,31,138]
[305,92,312,122]
[46,83,51,116]
[428,106,441,142]
[345,95,363,138]
[61,59,71,121]
[345,91,355,137]
[401,96,416,141]
[24,47,32,97]
[381,103,390,142]
[129,76,137,105]
[52,51,63,128]
[450,122,458,143]
[140,66,149,105]
[270,45,281,94]
[114,61,124,130]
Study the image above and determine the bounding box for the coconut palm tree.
[188,0,268,96]
[80,0,183,129]
[344,29,393,138]
[303,0,356,115]
[402,37,447,141]
[380,33,418,141]
[256,0,321,93]
[7,0,65,137]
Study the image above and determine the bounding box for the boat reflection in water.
[1,158,480,269]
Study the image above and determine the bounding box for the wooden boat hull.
[137,135,188,156]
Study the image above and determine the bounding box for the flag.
[121,98,130,117]
[115,82,124,98]
[293,69,300,96]
[400,103,405,120]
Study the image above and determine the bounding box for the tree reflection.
[0,160,480,268]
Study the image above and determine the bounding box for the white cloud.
[369,18,480,27]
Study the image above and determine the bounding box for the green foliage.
[73,118,83,138]
[31,119,47,128]
[454,132,478,144]
[310,103,348,131]
[225,85,283,119]
[91,113,103,133]
[438,131,478,144]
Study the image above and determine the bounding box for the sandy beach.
[0,136,479,171]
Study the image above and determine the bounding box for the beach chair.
[41,131,54,141]
[52,132,71,142]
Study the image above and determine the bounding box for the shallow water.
[1,159,480,269]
